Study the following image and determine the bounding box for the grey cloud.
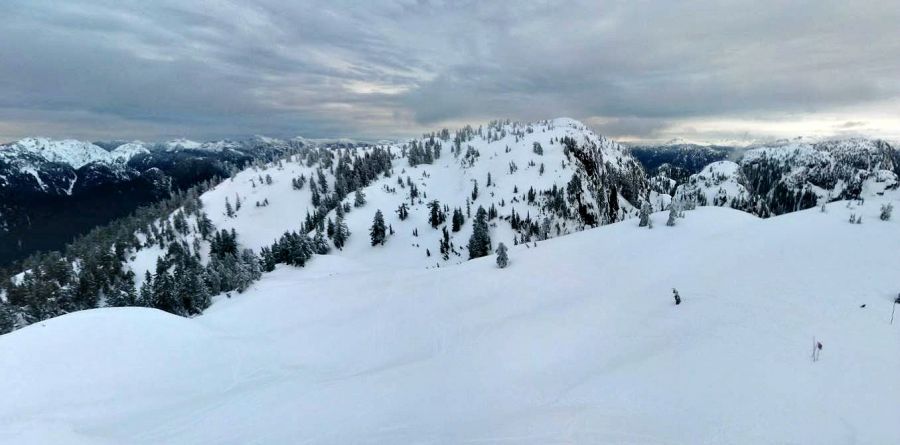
[0,0,898,142]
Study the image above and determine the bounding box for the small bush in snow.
[880,203,893,221]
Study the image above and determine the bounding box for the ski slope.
[2,195,899,444]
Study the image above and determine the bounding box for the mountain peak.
[7,137,113,169]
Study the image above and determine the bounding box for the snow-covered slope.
[2,195,899,444]
[0,118,655,336]
[108,141,151,161]
[674,160,756,210]
[131,118,650,274]
[163,139,242,152]
[2,137,119,169]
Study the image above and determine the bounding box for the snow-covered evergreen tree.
[225,197,234,218]
[370,210,387,246]
[666,204,678,227]
[334,215,350,249]
[451,208,464,232]
[397,203,409,221]
[0,303,17,334]
[428,200,445,228]
[468,206,492,259]
[496,242,509,268]
[312,229,330,254]
[639,201,652,227]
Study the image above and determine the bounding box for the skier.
[813,341,823,362]
[672,288,681,305]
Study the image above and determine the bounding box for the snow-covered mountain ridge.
[2,137,133,169]
[4,118,899,332]
[2,117,655,332]
[130,118,652,276]
[671,137,899,215]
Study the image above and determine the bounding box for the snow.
[164,138,204,150]
[675,160,751,207]
[6,137,115,169]
[198,119,641,272]
[0,137,150,171]
[252,135,283,144]
[109,141,150,161]
[2,195,900,444]
[164,139,238,152]
[19,165,48,191]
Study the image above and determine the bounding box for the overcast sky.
[1,0,899,144]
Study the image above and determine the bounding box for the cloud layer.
[2,0,899,143]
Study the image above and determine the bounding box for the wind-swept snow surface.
[2,201,899,444]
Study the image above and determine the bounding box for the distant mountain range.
[0,136,321,267]
[2,124,898,272]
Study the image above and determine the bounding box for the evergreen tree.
[452,208,464,232]
[608,185,620,221]
[107,271,137,307]
[468,206,492,259]
[225,197,235,218]
[196,212,214,239]
[259,246,277,272]
[173,211,189,235]
[312,229,331,254]
[639,201,652,227]
[428,200,445,228]
[354,189,366,207]
[139,272,154,306]
[666,203,678,226]
[152,259,180,315]
[236,249,262,292]
[174,260,209,314]
[496,242,509,268]
[0,304,15,334]
[540,217,551,240]
[334,216,350,249]
[370,210,387,246]
[397,203,409,221]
